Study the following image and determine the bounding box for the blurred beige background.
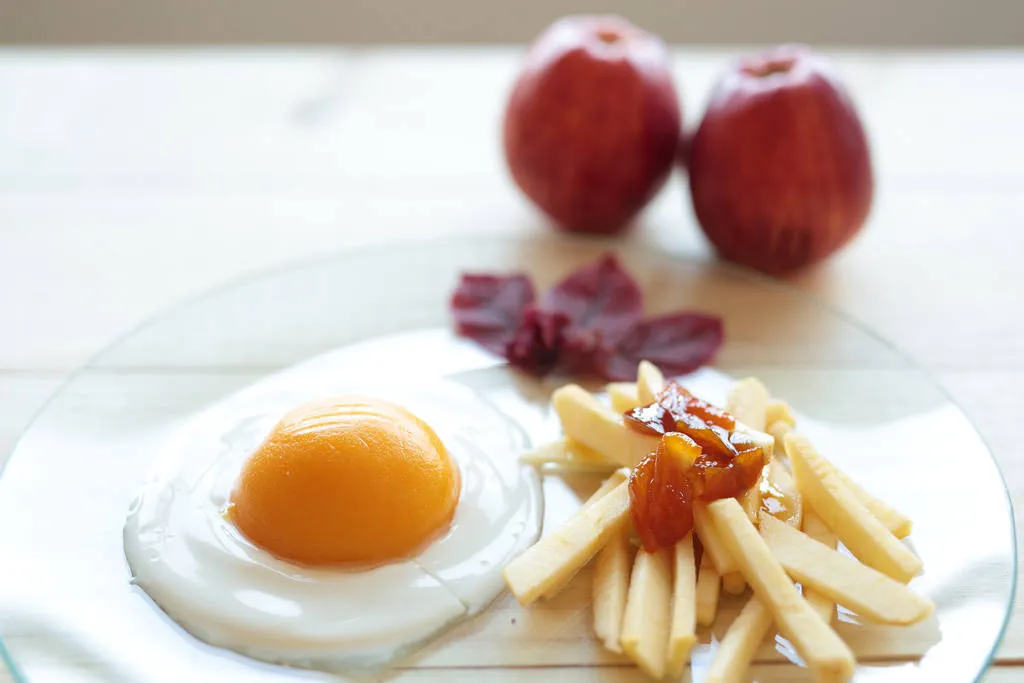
[1,0,1023,45]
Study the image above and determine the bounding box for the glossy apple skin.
[503,16,682,235]
[688,45,873,273]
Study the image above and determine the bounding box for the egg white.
[123,378,542,673]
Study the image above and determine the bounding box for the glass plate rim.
[0,232,1016,682]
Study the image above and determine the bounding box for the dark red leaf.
[451,274,535,354]
[542,254,642,350]
[505,307,570,375]
[599,313,724,381]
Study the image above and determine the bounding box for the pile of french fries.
[506,361,933,683]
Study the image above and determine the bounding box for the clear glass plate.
[0,234,1015,683]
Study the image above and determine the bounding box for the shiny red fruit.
[503,16,682,235]
[688,45,873,273]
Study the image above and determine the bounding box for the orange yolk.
[229,396,461,566]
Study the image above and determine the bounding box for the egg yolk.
[229,396,461,566]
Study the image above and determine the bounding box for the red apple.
[688,45,873,273]
[503,16,682,235]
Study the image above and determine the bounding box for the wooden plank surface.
[0,48,1021,681]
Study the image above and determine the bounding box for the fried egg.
[123,378,542,673]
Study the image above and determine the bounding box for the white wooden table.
[1,47,1022,681]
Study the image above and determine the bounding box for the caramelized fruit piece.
[626,383,766,551]
[629,434,700,551]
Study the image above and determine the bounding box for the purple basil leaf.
[542,254,643,349]
[451,273,535,353]
[505,307,570,375]
[599,312,724,381]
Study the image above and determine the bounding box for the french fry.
[801,508,838,624]
[584,468,630,505]
[707,498,856,683]
[636,360,666,405]
[608,382,643,414]
[667,534,697,677]
[593,528,633,652]
[693,504,738,576]
[773,423,911,539]
[704,597,773,683]
[768,419,794,455]
[729,378,771,525]
[542,469,631,599]
[761,515,934,625]
[520,438,619,471]
[786,432,921,583]
[504,482,630,605]
[835,469,913,540]
[765,398,796,428]
[621,547,673,679]
[764,458,803,529]
[727,377,770,431]
[695,553,721,627]
[552,384,660,468]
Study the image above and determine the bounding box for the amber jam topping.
[626,382,766,551]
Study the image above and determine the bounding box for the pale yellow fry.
[787,432,922,583]
[584,468,630,505]
[667,534,697,677]
[693,504,738,575]
[835,469,913,540]
[542,468,630,599]
[704,597,773,683]
[802,508,838,624]
[504,482,630,605]
[552,384,660,468]
[707,498,855,683]
[738,473,764,525]
[637,360,666,405]
[763,458,803,529]
[765,398,797,428]
[593,528,633,653]
[621,548,673,680]
[729,378,770,527]
[608,382,643,414]
[520,438,619,472]
[761,515,934,625]
[695,553,721,627]
[726,377,770,431]
[774,424,911,539]
[768,419,794,456]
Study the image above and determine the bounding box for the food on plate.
[507,362,929,682]
[621,547,674,678]
[688,44,873,273]
[553,383,660,467]
[625,381,772,549]
[760,515,934,625]
[230,397,459,565]
[801,508,839,623]
[609,381,644,413]
[694,553,721,627]
[520,438,619,471]
[503,15,681,234]
[124,380,541,672]
[667,534,697,676]
[787,431,922,582]
[593,527,633,652]
[705,597,773,683]
[707,498,857,682]
[451,253,724,380]
[503,480,629,605]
